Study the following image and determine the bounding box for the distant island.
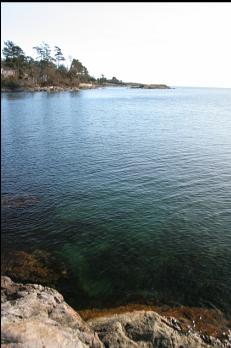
[1,40,170,91]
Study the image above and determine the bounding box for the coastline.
[1,84,96,93]
[1,249,231,346]
[1,82,170,93]
[2,276,230,347]
[2,88,230,347]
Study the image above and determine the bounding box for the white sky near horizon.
[1,2,231,88]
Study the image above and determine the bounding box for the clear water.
[1,87,231,311]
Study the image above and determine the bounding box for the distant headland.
[1,40,170,91]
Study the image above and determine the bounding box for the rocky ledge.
[127,83,170,89]
[1,276,102,348]
[1,276,229,348]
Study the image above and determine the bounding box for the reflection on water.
[1,87,231,313]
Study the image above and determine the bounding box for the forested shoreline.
[1,40,123,90]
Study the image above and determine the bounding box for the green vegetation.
[1,40,123,90]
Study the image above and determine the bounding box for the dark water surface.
[1,87,231,311]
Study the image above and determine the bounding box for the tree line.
[1,40,122,88]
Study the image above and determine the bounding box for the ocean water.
[1,87,231,311]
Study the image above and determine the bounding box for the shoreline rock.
[1,85,81,93]
[1,82,170,93]
[128,83,170,89]
[1,276,229,347]
[89,311,226,348]
[1,276,102,348]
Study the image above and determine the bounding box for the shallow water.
[1,87,231,311]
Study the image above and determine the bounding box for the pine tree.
[54,46,65,68]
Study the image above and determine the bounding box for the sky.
[1,2,231,88]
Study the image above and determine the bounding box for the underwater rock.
[1,249,68,286]
[1,193,40,208]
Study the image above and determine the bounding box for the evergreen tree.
[33,43,54,83]
[2,40,25,76]
[54,46,65,68]
[2,41,24,61]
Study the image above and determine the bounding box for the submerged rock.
[1,250,67,286]
[1,193,40,208]
[1,277,229,348]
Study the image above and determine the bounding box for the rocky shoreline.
[1,82,170,93]
[1,276,230,348]
[1,83,96,93]
[126,83,170,89]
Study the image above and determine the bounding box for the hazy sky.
[1,2,231,87]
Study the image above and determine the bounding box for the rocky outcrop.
[1,276,102,348]
[1,85,80,93]
[89,311,227,348]
[31,86,80,92]
[1,277,229,348]
[128,83,170,89]
[79,83,96,89]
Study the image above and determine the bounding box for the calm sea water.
[1,87,231,311]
